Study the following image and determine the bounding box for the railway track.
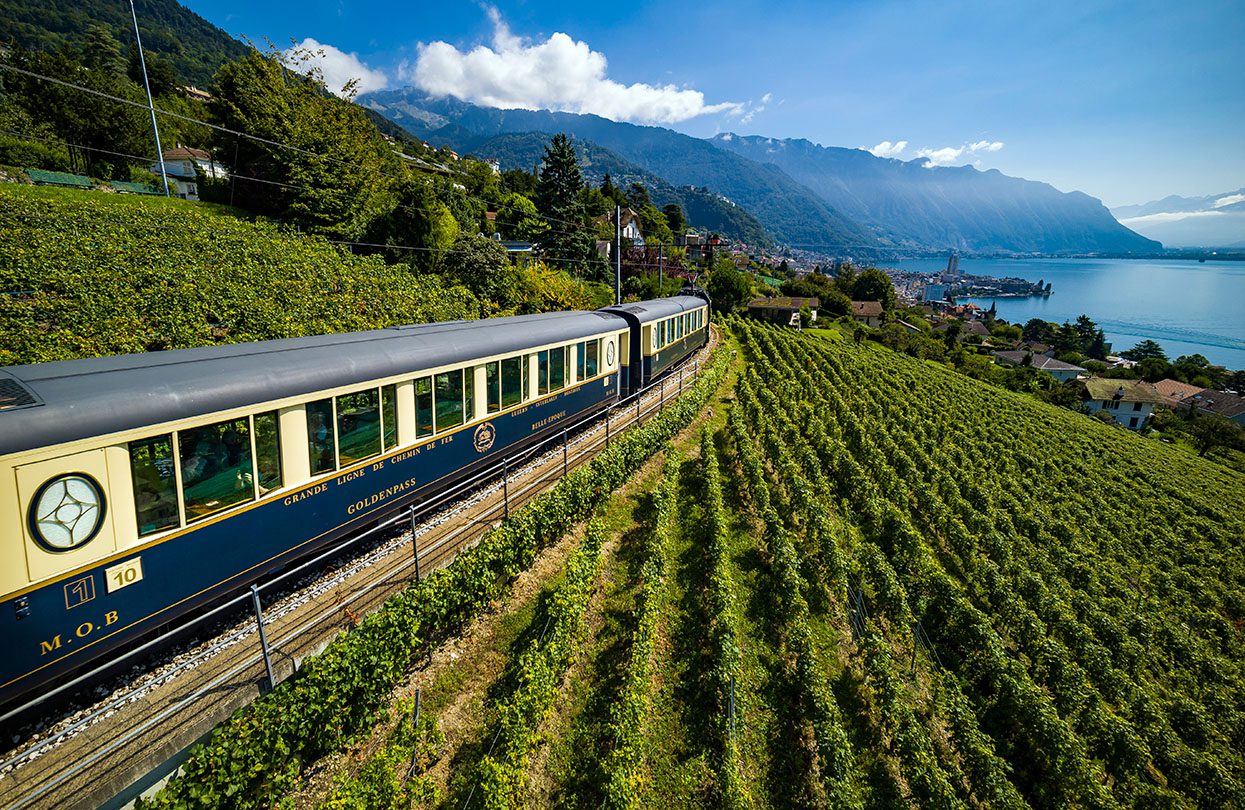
[0,333,716,810]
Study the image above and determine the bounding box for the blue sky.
[184,0,1244,208]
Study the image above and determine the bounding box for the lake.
[884,257,1245,370]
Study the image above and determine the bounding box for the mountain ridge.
[711,132,1161,254]
[1110,188,1245,248]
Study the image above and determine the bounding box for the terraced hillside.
[138,321,1244,809]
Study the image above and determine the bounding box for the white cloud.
[1119,210,1229,226]
[761,92,773,104]
[916,140,1005,167]
[1212,193,1244,208]
[405,7,741,124]
[284,38,388,98]
[868,140,907,158]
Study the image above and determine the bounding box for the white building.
[1082,378,1163,430]
[150,146,228,202]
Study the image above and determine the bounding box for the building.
[150,146,229,202]
[1152,378,1206,409]
[1082,378,1163,429]
[993,351,1086,382]
[850,300,883,327]
[1179,389,1245,426]
[747,297,819,326]
[923,282,946,301]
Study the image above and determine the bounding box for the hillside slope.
[712,134,1162,253]
[359,89,878,251]
[0,0,248,87]
[0,185,479,365]
[473,132,773,246]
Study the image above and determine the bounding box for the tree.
[1087,329,1108,360]
[662,203,687,235]
[128,44,179,98]
[852,268,897,311]
[495,192,548,242]
[82,24,126,77]
[443,233,512,307]
[534,134,600,277]
[211,47,398,239]
[1185,415,1243,457]
[599,173,626,207]
[706,263,752,312]
[625,182,651,209]
[1121,339,1168,362]
[1022,318,1054,343]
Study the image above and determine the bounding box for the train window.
[381,384,398,450]
[501,357,523,408]
[484,362,501,413]
[415,377,433,438]
[129,435,179,536]
[307,399,336,474]
[435,370,464,431]
[658,321,665,349]
[337,390,381,465]
[180,418,254,521]
[549,346,565,391]
[537,350,550,395]
[254,411,282,494]
[465,369,475,422]
[586,339,599,377]
[576,342,586,380]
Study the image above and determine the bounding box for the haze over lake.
[886,258,1245,370]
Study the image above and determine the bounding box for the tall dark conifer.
[535,134,601,278]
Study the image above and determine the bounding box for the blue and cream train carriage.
[602,296,710,397]
[0,296,709,711]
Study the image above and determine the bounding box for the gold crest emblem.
[473,422,497,453]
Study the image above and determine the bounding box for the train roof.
[600,295,706,325]
[0,310,625,457]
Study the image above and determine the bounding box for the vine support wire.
[250,585,275,692]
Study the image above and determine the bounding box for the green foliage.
[730,318,1245,808]
[534,133,600,277]
[473,520,608,806]
[850,267,896,311]
[706,263,753,313]
[0,0,250,87]
[210,47,399,240]
[0,185,479,365]
[141,346,728,810]
[601,453,681,809]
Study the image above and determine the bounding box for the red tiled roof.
[1181,389,1245,419]
[1152,378,1205,405]
[163,147,211,160]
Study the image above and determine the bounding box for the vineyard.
[133,319,1245,809]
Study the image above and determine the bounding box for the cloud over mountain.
[916,140,1004,167]
[283,38,388,97]
[402,6,741,124]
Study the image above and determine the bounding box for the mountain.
[1111,189,1245,248]
[467,132,774,246]
[0,0,249,87]
[710,134,1162,254]
[359,89,879,251]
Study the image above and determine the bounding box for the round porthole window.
[605,340,616,366]
[29,474,106,552]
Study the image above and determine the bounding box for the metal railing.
[1,345,710,808]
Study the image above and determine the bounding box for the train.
[0,294,710,712]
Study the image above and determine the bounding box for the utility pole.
[614,204,622,306]
[658,243,664,292]
[129,0,170,197]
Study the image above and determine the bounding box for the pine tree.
[535,134,601,278]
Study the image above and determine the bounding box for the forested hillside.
[0,0,247,87]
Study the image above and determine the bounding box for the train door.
[17,449,118,582]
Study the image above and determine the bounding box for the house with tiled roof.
[993,350,1086,382]
[1083,378,1163,430]
[150,144,228,201]
[1152,378,1206,408]
[1179,389,1245,426]
[850,300,883,327]
[748,296,819,326]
